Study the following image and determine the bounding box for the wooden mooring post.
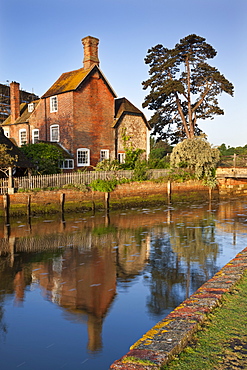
[27,194,31,217]
[167,180,171,204]
[60,193,65,214]
[105,192,110,213]
[3,194,10,225]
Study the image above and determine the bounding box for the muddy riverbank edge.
[110,247,247,370]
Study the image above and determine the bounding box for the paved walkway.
[110,247,247,370]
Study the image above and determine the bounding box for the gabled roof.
[42,65,117,98]
[0,128,33,168]
[2,100,40,126]
[114,97,151,129]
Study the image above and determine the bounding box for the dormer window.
[50,96,58,113]
[28,103,34,112]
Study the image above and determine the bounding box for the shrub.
[170,136,220,187]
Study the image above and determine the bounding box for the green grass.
[162,271,247,369]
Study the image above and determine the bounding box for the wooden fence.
[0,169,169,193]
[0,179,9,195]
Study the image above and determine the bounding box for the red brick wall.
[73,70,115,167]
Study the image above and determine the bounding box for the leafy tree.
[0,144,17,176]
[20,143,64,174]
[170,136,220,187]
[142,34,234,143]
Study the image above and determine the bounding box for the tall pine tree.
[142,34,234,143]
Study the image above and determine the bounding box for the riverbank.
[110,246,247,369]
[0,180,211,217]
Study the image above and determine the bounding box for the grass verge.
[163,270,247,369]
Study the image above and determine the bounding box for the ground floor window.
[100,149,109,161]
[60,159,74,169]
[77,148,90,166]
[118,152,125,163]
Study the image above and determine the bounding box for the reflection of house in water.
[0,214,151,352]
[32,247,116,352]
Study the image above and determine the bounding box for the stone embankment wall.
[216,167,247,196]
[0,180,208,216]
[218,177,247,196]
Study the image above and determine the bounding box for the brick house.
[1,36,150,170]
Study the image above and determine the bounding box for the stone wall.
[217,177,247,196]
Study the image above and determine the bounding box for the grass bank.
[163,271,247,370]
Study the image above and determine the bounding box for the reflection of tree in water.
[0,297,7,340]
[145,234,185,317]
[169,216,219,280]
[146,215,220,318]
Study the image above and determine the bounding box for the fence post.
[233,153,236,168]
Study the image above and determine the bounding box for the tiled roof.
[42,64,117,99]
[42,68,89,98]
[2,100,40,126]
[114,97,151,129]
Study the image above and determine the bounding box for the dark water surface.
[0,198,247,369]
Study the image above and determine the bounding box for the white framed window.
[118,152,125,163]
[50,96,58,113]
[19,129,27,146]
[60,159,74,169]
[77,148,90,166]
[28,103,34,112]
[100,149,109,161]
[32,129,39,144]
[50,124,59,142]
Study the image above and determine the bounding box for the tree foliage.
[20,143,64,175]
[142,34,234,144]
[0,144,17,176]
[170,136,220,186]
[218,143,247,156]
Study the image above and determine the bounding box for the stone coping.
[110,247,247,369]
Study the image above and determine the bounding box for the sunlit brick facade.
[1,36,150,170]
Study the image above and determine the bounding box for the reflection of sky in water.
[0,198,247,369]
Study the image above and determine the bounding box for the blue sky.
[1,0,246,147]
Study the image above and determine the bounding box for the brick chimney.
[82,36,100,70]
[10,81,20,123]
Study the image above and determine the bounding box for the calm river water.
[0,197,247,369]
